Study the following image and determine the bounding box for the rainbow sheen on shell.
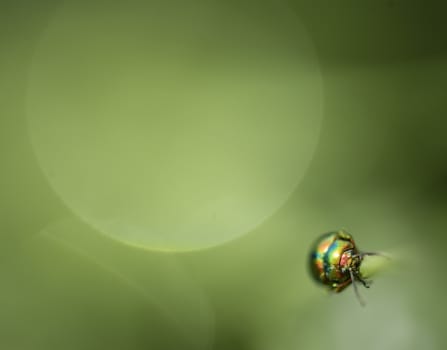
[309,230,363,293]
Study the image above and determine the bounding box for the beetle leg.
[349,268,366,307]
[357,276,371,288]
[332,279,351,293]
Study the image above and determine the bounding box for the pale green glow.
[1,1,446,349]
[26,0,322,251]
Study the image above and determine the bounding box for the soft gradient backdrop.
[1,0,446,349]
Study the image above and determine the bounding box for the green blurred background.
[1,0,447,349]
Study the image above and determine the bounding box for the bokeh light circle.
[27,0,323,251]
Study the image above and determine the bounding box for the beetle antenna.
[361,252,391,259]
[349,268,366,307]
[362,252,380,256]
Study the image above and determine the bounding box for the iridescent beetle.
[309,229,383,306]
